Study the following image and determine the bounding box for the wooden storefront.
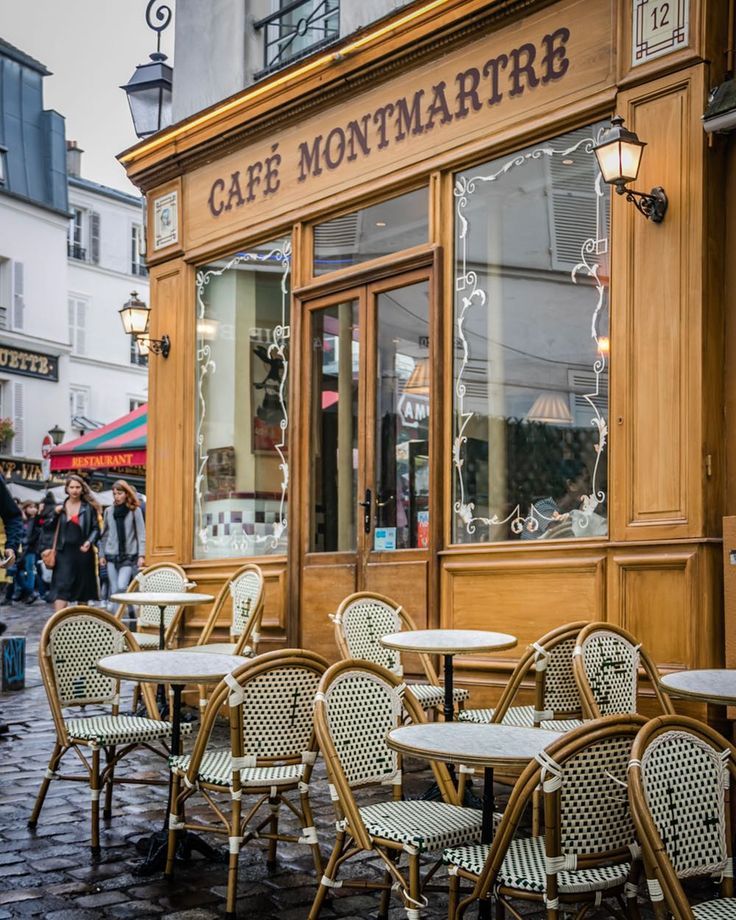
[121,0,732,718]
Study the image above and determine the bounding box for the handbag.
[41,517,61,570]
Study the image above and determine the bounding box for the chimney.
[66,140,83,178]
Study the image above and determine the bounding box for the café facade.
[121,0,734,714]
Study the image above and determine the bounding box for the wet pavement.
[0,600,682,919]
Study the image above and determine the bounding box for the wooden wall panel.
[299,562,356,662]
[611,67,706,541]
[147,262,187,560]
[364,560,429,628]
[442,553,606,668]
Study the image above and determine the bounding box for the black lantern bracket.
[614,183,668,223]
[146,335,171,358]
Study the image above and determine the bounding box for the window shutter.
[12,261,24,330]
[77,300,86,354]
[12,380,24,455]
[90,211,101,263]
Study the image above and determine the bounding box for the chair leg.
[378,849,399,920]
[29,743,64,827]
[407,850,423,918]
[103,746,116,819]
[447,871,459,920]
[225,788,242,919]
[308,830,345,920]
[300,787,324,876]
[90,747,101,858]
[266,798,279,869]
[165,773,182,879]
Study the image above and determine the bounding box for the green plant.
[0,418,16,443]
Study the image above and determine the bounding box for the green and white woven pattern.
[238,664,320,759]
[559,734,636,855]
[640,730,730,879]
[132,632,160,649]
[692,899,736,918]
[459,704,582,732]
[409,683,469,709]
[49,615,126,706]
[352,800,484,853]
[170,751,304,787]
[230,570,261,637]
[580,630,638,715]
[137,566,188,628]
[340,597,402,675]
[444,837,630,894]
[324,669,401,787]
[66,714,190,745]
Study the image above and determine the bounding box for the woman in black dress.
[43,474,101,611]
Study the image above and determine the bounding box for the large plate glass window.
[453,124,610,543]
[194,238,290,558]
[313,188,428,276]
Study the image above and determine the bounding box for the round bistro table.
[110,592,215,651]
[98,649,247,874]
[660,669,736,706]
[379,629,517,723]
[387,721,562,919]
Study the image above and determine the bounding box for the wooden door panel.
[300,561,356,662]
[364,559,429,627]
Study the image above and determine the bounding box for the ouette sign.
[185,0,614,246]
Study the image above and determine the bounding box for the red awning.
[50,404,147,471]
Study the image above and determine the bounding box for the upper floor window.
[452,123,610,544]
[0,259,25,331]
[68,208,100,263]
[131,224,147,276]
[130,335,148,367]
[129,397,146,412]
[68,296,88,355]
[254,0,339,76]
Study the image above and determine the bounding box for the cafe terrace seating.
[330,591,469,713]
[573,622,675,718]
[115,561,195,649]
[166,649,327,919]
[443,715,646,919]
[29,606,192,855]
[310,659,484,919]
[458,621,587,731]
[628,715,736,920]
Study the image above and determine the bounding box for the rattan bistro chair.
[459,621,587,731]
[166,649,328,919]
[331,591,469,714]
[310,660,484,920]
[573,623,674,719]
[443,714,647,920]
[628,715,736,919]
[116,562,195,650]
[29,606,191,855]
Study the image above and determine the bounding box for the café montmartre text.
[208,27,570,218]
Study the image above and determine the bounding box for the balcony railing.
[68,242,87,261]
[254,0,339,77]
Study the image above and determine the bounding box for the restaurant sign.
[187,0,614,246]
[0,345,58,381]
[68,451,144,470]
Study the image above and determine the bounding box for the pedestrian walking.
[99,479,145,613]
[0,473,23,634]
[41,474,101,611]
[19,500,41,603]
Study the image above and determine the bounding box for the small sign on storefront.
[632,0,689,66]
[374,527,397,551]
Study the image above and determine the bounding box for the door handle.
[376,494,394,508]
[358,489,372,534]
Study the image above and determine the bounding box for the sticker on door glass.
[416,511,430,549]
[374,527,397,551]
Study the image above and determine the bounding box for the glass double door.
[300,269,433,634]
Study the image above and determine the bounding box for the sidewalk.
[0,601,651,919]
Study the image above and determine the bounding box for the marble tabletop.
[380,629,517,656]
[97,650,247,685]
[660,669,736,706]
[110,592,214,607]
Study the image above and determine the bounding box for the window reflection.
[452,124,609,543]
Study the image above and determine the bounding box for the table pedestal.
[134,685,225,875]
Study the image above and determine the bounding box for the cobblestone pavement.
[0,601,682,919]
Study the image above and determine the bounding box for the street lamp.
[120,1,173,139]
[48,425,65,446]
[119,291,170,358]
[593,115,668,223]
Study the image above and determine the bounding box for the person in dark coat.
[0,474,23,634]
[41,474,101,611]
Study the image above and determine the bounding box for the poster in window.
[251,341,285,454]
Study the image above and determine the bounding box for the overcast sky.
[1,1,175,193]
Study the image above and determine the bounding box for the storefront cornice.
[120,0,559,190]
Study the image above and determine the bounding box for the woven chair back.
[137,564,189,628]
[538,633,584,717]
[322,666,403,787]
[639,727,731,878]
[48,611,127,707]
[237,662,322,761]
[229,565,263,638]
[577,628,639,715]
[335,593,402,676]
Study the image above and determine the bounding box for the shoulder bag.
[41,516,62,569]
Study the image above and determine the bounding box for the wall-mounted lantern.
[119,291,170,358]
